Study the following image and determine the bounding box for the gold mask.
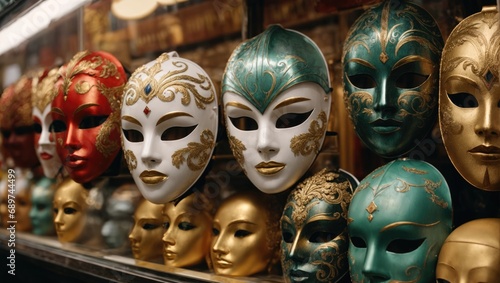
[440,6,500,191]
[210,191,281,277]
[162,193,213,268]
[436,218,500,282]
[53,178,89,243]
[129,199,164,263]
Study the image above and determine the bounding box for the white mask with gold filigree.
[223,82,330,193]
[121,52,218,204]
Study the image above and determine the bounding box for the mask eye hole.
[395,72,429,88]
[33,123,42,134]
[276,110,313,129]
[178,221,196,231]
[309,231,335,243]
[160,125,197,141]
[51,120,67,133]
[122,129,144,142]
[229,117,258,131]
[350,236,367,248]
[142,223,159,230]
[212,228,220,236]
[436,279,451,283]
[234,229,252,238]
[348,74,376,89]
[79,115,108,129]
[282,230,294,243]
[387,238,425,254]
[63,207,77,215]
[448,92,479,108]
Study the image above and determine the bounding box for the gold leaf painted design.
[311,238,347,281]
[290,111,327,156]
[286,168,352,228]
[123,149,137,171]
[402,166,427,175]
[441,10,500,89]
[33,68,59,112]
[94,82,124,157]
[171,129,215,171]
[75,80,91,94]
[397,88,436,128]
[227,134,246,169]
[439,105,463,135]
[346,91,373,122]
[123,53,214,109]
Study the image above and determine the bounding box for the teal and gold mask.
[281,169,354,283]
[342,0,443,158]
[29,177,56,235]
[348,159,452,283]
[222,25,332,194]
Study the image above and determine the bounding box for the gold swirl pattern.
[171,129,215,171]
[439,105,463,136]
[123,149,137,171]
[286,168,352,228]
[227,134,246,170]
[123,53,215,109]
[95,82,124,157]
[290,111,327,156]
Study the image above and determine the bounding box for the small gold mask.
[436,218,500,282]
[129,199,164,263]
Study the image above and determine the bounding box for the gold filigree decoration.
[439,105,463,136]
[346,91,373,122]
[290,111,327,156]
[94,82,124,157]
[402,166,427,175]
[441,10,500,90]
[123,53,215,110]
[123,150,137,171]
[311,238,347,282]
[75,81,91,94]
[227,134,246,169]
[33,68,59,112]
[396,87,437,128]
[57,138,63,146]
[286,168,352,228]
[171,129,215,170]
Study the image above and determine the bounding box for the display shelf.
[0,230,283,283]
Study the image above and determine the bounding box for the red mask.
[51,51,126,184]
[0,77,39,169]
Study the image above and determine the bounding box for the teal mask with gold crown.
[347,159,452,283]
[342,0,443,158]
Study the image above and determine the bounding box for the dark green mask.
[342,0,443,158]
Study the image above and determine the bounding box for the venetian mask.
[162,192,213,268]
[281,169,354,283]
[0,76,39,168]
[32,68,64,178]
[210,191,282,277]
[348,159,452,283]
[436,218,500,283]
[129,199,164,262]
[342,0,443,158]
[439,6,500,191]
[222,24,331,194]
[121,52,218,204]
[29,177,56,235]
[51,50,126,184]
[53,177,89,243]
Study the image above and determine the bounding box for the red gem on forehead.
[143,106,151,116]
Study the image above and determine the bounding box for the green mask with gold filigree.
[342,0,443,158]
[347,159,452,283]
[222,24,331,113]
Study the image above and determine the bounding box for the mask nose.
[256,126,279,157]
[373,79,397,116]
[361,246,390,281]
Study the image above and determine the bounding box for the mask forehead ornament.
[342,0,443,158]
[439,6,500,191]
[222,24,331,113]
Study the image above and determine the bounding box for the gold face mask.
[210,191,279,277]
[129,199,164,262]
[440,6,500,191]
[436,218,500,282]
[53,178,89,243]
[162,193,213,268]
